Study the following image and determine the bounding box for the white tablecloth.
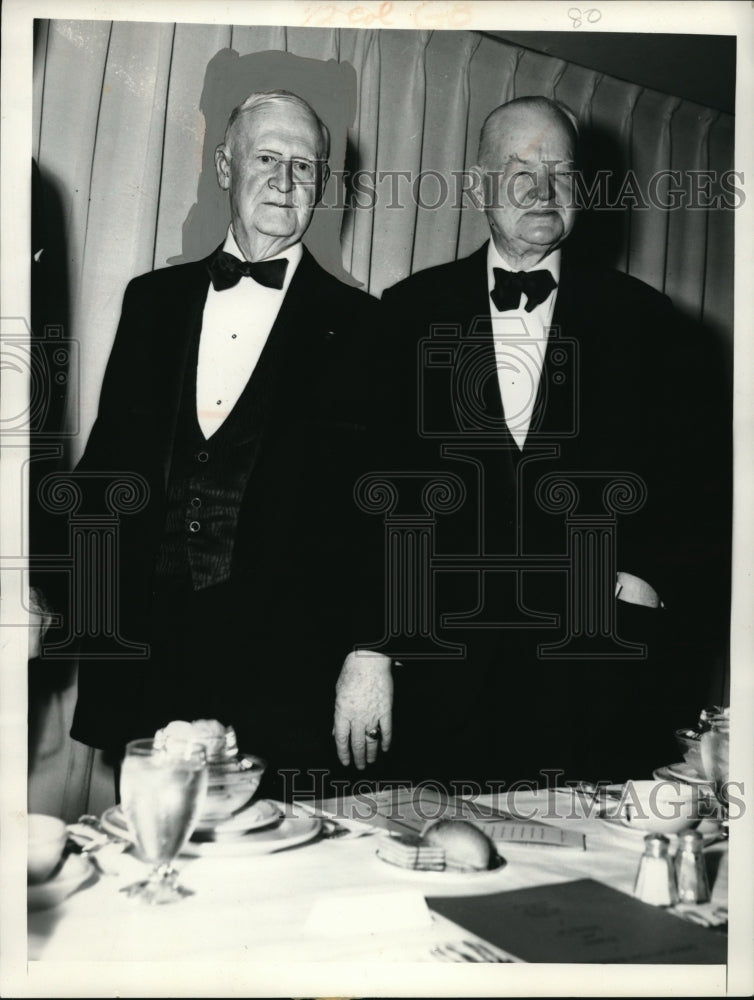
[28,790,727,964]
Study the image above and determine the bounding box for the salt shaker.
[674,829,711,903]
[633,833,678,906]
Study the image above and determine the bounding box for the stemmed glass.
[119,738,209,903]
[700,711,730,836]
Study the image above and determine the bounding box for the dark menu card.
[427,879,728,964]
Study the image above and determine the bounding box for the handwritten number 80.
[568,7,602,28]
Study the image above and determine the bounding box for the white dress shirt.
[196,228,302,439]
[487,242,560,450]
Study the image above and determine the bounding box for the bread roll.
[422,819,497,871]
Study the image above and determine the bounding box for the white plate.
[101,804,321,858]
[653,762,712,785]
[374,843,508,884]
[185,813,321,857]
[598,814,721,840]
[100,805,132,841]
[193,798,282,837]
[27,854,96,910]
[102,799,281,840]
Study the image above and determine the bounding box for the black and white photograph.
[1,0,753,995]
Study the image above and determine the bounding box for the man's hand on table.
[333,651,393,770]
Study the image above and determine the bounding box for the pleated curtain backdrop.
[30,20,734,817]
[34,20,734,466]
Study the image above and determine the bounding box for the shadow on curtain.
[171,47,359,287]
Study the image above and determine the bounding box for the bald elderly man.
[63,91,393,796]
[382,96,730,785]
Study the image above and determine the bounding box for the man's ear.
[215,144,231,191]
[467,164,487,211]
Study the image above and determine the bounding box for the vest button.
[189,520,201,533]
[197,451,209,463]
[191,497,201,508]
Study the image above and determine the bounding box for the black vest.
[154,309,285,590]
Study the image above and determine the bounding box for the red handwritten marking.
[414,1,472,29]
[303,1,395,27]
[301,1,473,30]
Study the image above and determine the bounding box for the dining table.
[26,784,732,995]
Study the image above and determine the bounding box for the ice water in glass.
[120,738,208,903]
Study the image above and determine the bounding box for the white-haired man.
[382,96,730,784]
[63,91,393,796]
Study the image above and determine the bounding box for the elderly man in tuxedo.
[382,96,730,784]
[56,90,393,795]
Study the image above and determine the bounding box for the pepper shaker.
[674,829,711,903]
[633,833,678,906]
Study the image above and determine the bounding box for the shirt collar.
[487,240,561,286]
[222,226,303,293]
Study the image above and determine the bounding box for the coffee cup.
[621,779,699,835]
[28,813,67,883]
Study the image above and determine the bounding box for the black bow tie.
[207,250,288,291]
[491,267,556,313]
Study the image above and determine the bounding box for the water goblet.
[700,712,730,835]
[120,738,208,903]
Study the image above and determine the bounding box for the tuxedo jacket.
[68,247,386,752]
[380,242,731,781]
[382,242,730,610]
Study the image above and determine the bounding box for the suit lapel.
[440,245,518,554]
[252,248,353,429]
[528,257,581,443]
[252,247,327,420]
[162,247,334,470]
[454,242,507,428]
[158,255,213,491]
[549,255,581,339]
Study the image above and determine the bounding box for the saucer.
[27,854,96,910]
[193,799,282,838]
[598,813,721,840]
[101,803,321,858]
[185,813,321,857]
[653,763,712,786]
[102,798,281,841]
